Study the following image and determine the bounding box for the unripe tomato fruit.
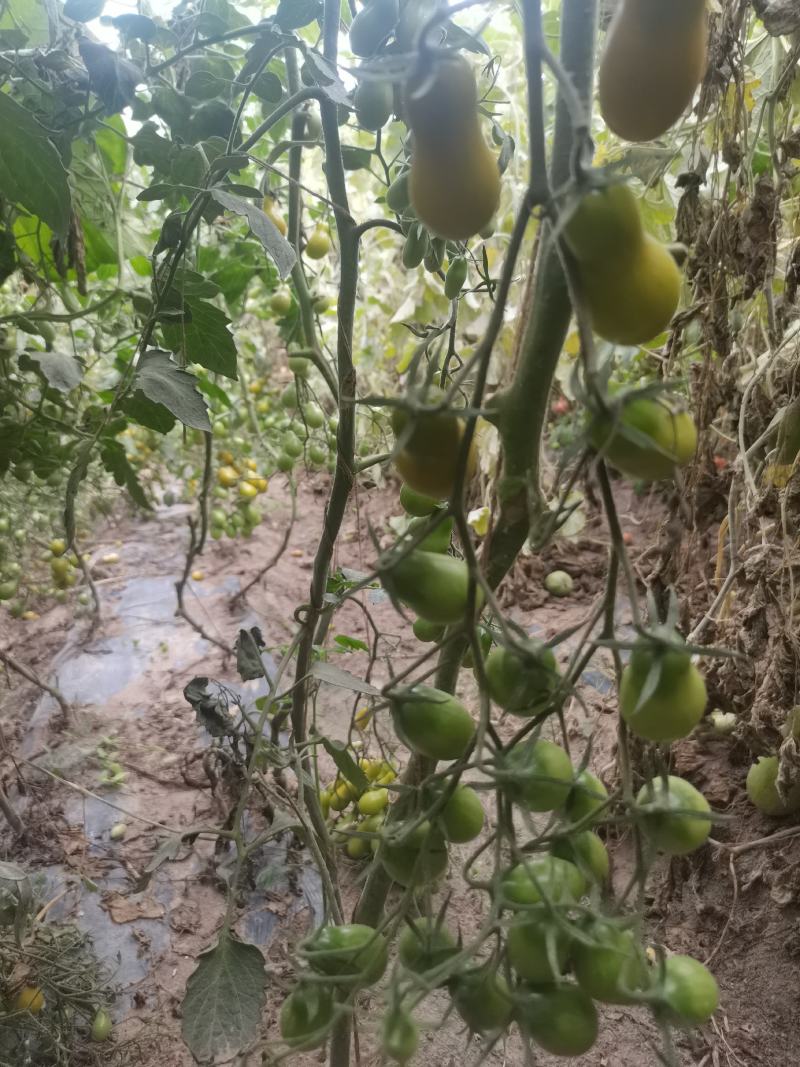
[484,638,560,717]
[390,684,475,761]
[383,550,482,626]
[572,921,650,1004]
[358,788,389,816]
[405,55,500,241]
[440,785,484,843]
[397,916,457,974]
[13,985,45,1013]
[507,910,571,984]
[345,833,371,860]
[392,405,477,499]
[620,646,706,742]
[304,923,388,986]
[382,821,449,887]
[501,738,574,811]
[566,769,609,824]
[412,617,446,643]
[516,984,598,1057]
[217,465,239,487]
[279,983,334,1049]
[746,755,800,816]
[450,969,513,1033]
[90,1008,113,1042]
[399,483,440,516]
[657,954,718,1028]
[591,396,697,482]
[262,196,288,236]
[305,225,331,259]
[551,829,609,884]
[598,0,708,143]
[270,289,292,315]
[500,855,585,909]
[636,775,712,855]
[382,1008,418,1064]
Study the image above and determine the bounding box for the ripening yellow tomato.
[405,54,500,240]
[599,0,708,143]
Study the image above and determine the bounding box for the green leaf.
[0,0,53,47]
[19,350,82,393]
[131,122,173,172]
[78,38,142,115]
[172,268,222,299]
[210,188,296,279]
[182,930,266,1062]
[162,299,238,379]
[302,51,350,106]
[276,0,323,30]
[126,349,211,432]
[64,0,105,21]
[319,737,370,792]
[0,94,70,238]
[100,438,149,508]
[185,69,228,101]
[107,13,157,41]
[333,634,369,653]
[341,146,372,171]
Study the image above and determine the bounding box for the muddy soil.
[1,473,798,1067]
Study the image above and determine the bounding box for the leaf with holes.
[182,930,266,1061]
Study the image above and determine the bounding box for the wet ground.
[2,477,799,1066]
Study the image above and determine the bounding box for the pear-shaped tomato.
[591,395,697,482]
[620,644,706,742]
[746,755,800,817]
[399,483,439,516]
[636,775,712,855]
[565,183,682,345]
[405,54,500,240]
[383,550,482,625]
[390,685,475,761]
[599,0,708,142]
[484,638,560,717]
[392,404,477,499]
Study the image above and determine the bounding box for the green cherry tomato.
[636,775,712,855]
[280,983,334,1049]
[657,954,719,1027]
[516,984,598,1057]
[397,916,457,975]
[303,923,388,987]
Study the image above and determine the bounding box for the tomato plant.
[8,0,783,1061]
